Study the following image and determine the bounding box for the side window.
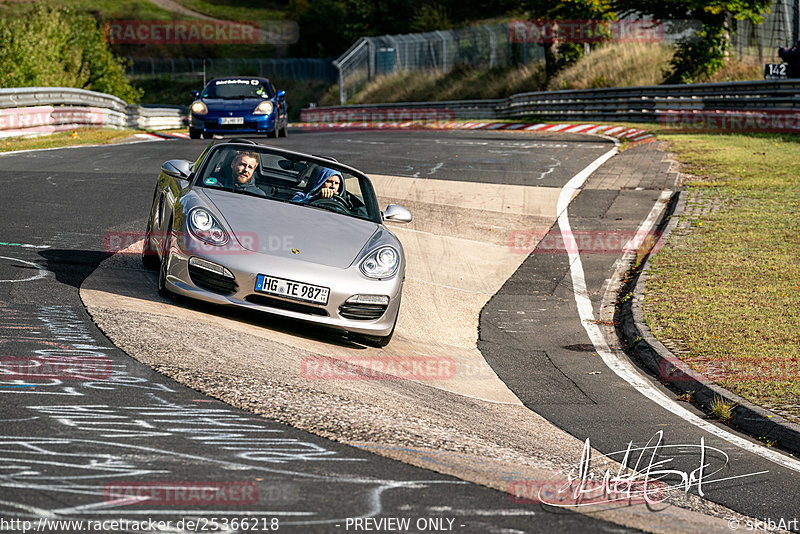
[344,175,363,201]
[343,174,367,215]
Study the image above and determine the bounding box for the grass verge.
[0,129,141,153]
[0,0,174,20]
[643,132,800,424]
[169,0,286,22]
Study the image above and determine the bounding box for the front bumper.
[163,236,403,336]
[190,113,277,135]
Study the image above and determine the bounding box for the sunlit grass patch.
[0,128,140,153]
[644,133,800,423]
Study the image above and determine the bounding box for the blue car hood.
[202,98,266,113]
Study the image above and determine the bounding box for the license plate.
[255,274,329,305]
[219,117,244,125]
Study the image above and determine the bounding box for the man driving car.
[228,151,265,196]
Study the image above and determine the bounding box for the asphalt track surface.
[0,129,797,532]
[0,130,633,533]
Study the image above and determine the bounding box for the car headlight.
[360,246,399,279]
[188,208,228,245]
[254,101,274,115]
[190,101,208,115]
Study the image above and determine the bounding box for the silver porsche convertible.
[142,139,411,347]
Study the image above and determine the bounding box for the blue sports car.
[189,77,288,139]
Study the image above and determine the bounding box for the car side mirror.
[382,204,412,223]
[191,90,200,98]
[162,159,193,180]
[277,90,286,99]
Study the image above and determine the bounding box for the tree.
[613,0,772,83]
[524,0,615,79]
[0,5,141,102]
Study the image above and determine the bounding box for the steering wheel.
[308,194,352,214]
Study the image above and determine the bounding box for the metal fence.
[125,57,337,82]
[732,0,800,64]
[333,24,544,104]
[331,21,714,105]
[333,2,800,104]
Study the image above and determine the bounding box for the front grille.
[205,121,258,130]
[188,265,238,295]
[338,303,388,320]
[245,294,328,316]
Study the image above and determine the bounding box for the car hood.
[201,98,267,113]
[202,189,380,269]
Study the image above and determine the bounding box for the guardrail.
[301,99,501,123]
[302,80,800,125]
[0,87,187,138]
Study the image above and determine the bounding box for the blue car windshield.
[202,79,273,99]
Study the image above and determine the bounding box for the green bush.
[0,5,142,103]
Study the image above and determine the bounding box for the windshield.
[196,145,381,223]
[201,78,273,99]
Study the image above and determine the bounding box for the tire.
[141,222,159,270]
[350,311,397,348]
[189,129,201,139]
[157,225,174,298]
[351,328,394,348]
[268,125,279,139]
[278,123,288,137]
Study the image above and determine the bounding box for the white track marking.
[0,256,48,283]
[558,150,800,473]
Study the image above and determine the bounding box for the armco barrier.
[127,105,187,131]
[302,79,800,125]
[0,106,126,139]
[0,87,187,138]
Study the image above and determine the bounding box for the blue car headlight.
[360,246,399,279]
[190,101,208,115]
[188,208,228,245]
[254,101,274,115]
